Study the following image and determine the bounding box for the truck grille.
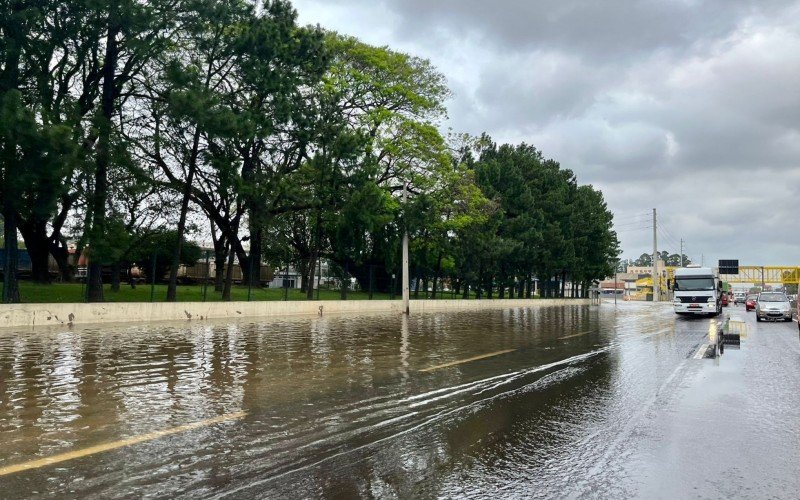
[678,296,711,303]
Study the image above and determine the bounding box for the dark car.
[745,294,758,311]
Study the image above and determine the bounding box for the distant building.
[626,260,666,276]
[602,272,640,296]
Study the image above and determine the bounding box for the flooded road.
[0,302,798,498]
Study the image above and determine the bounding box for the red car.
[745,294,758,311]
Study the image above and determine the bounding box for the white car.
[755,292,792,322]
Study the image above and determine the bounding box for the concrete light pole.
[653,208,659,302]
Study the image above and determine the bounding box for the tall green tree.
[84,0,178,302]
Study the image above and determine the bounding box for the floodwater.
[0,302,798,498]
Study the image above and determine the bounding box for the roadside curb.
[0,298,591,330]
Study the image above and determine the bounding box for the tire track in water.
[218,349,609,498]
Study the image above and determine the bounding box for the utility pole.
[652,208,659,302]
[680,239,684,267]
[402,182,410,315]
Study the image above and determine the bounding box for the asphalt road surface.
[0,302,797,498]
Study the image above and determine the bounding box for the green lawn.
[13,282,487,303]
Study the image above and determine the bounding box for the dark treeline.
[0,0,619,303]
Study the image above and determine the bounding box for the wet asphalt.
[0,301,798,499]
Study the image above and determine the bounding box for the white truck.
[672,266,722,316]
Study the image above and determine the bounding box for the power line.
[616,225,653,233]
[657,227,680,252]
[660,223,682,249]
[614,221,653,229]
[614,215,652,225]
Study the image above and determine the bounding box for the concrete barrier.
[0,298,591,330]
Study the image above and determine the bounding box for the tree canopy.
[0,0,620,302]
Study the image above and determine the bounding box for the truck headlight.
[707,297,715,303]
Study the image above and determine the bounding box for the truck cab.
[672,267,722,316]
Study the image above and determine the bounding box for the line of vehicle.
[0,411,247,477]
[419,349,516,372]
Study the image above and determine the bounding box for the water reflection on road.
[0,302,798,498]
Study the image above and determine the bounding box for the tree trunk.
[340,261,348,300]
[18,220,50,283]
[298,256,309,294]
[212,231,227,292]
[431,252,443,300]
[246,226,262,287]
[305,253,316,299]
[462,283,469,299]
[2,207,20,303]
[306,212,322,300]
[214,249,226,292]
[476,265,483,299]
[24,235,50,284]
[87,22,120,303]
[222,244,236,301]
[167,129,201,302]
[50,237,71,281]
[110,261,121,292]
[1,0,24,303]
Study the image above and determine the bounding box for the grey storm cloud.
[293,0,800,265]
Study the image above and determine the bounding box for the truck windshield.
[674,277,715,291]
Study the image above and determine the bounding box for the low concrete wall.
[0,298,591,330]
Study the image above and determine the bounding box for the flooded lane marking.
[693,344,709,359]
[557,330,595,340]
[419,349,516,372]
[0,411,247,477]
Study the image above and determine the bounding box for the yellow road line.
[557,330,594,340]
[0,411,247,477]
[419,349,516,372]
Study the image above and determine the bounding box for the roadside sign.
[719,259,739,274]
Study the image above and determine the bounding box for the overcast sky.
[293,0,800,266]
